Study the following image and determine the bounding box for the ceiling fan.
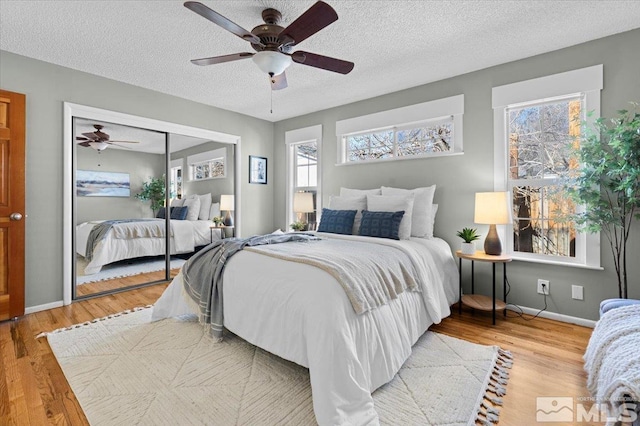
[184,1,354,90]
[76,124,140,152]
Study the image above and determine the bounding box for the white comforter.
[152,233,459,425]
[77,219,214,274]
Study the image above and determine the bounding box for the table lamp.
[219,194,234,227]
[293,192,314,229]
[474,191,512,255]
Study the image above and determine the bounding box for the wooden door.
[0,89,26,320]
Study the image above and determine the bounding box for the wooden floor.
[75,267,181,297]
[0,284,593,426]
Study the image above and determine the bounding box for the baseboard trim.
[508,305,596,328]
[25,301,64,315]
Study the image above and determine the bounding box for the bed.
[76,218,216,275]
[152,185,458,424]
[152,232,458,425]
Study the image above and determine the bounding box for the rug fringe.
[36,305,153,338]
[475,347,513,425]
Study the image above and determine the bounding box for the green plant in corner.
[135,175,166,216]
[566,103,640,298]
[456,227,480,243]
[290,221,306,232]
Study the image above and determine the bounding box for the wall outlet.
[572,285,584,300]
[537,279,550,295]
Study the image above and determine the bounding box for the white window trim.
[187,147,227,181]
[336,94,464,165]
[285,125,322,227]
[492,65,603,269]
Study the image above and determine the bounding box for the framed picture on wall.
[76,170,130,197]
[249,155,267,184]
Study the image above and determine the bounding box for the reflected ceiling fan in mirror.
[76,124,140,152]
[183,1,354,91]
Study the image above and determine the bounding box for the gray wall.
[76,147,165,223]
[273,28,640,321]
[0,50,275,308]
[171,141,234,206]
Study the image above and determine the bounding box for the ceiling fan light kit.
[252,51,292,77]
[184,0,354,91]
[88,141,109,152]
[76,124,140,152]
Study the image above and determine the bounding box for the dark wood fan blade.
[76,136,89,141]
[184,2,262,45]
[191,52,254,66]
[291,51,354,74]
[270,72,288,91]
[108,140,140,144]
[77,142,91,147]
[279,1,338,46]
[81,132,99,140]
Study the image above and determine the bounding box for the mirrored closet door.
[70,114,236,301]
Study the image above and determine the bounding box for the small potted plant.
[212,216,224,227]
[290,221,306,232]
[457,227,480,255]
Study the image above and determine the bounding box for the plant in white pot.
[457,227,480,255]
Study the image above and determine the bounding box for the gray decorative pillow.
[381,185,436,238]
[198,193,212,220]
[317,208,357,235]
[183,194,201,221]
[358,210,404,240]
[328,195,367,234]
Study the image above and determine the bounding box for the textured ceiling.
[2,1,640,122]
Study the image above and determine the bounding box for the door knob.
[9,212,23,221]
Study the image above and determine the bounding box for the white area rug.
[44,308,512,425]
[76,257,186,284]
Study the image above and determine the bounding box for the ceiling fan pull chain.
[270,88,273,114]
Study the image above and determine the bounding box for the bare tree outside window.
[345,118,453,163]
[508,98,582,258]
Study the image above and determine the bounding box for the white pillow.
[381,185,436,238]
[171,198,185,207]
[431,204,439,234]
[197,193,212,220]
[366,194,415,240]
[329,195,367,234]
[209,202,221,220]
[340,187,381,197]
[183,194,201,221]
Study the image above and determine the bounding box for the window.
[286,125,322,229]
[345,118,454,162]
[336,95,463,164]
[187,147,226,181]
[508,96,582,258]
[169,160,182,199]
[492,65,603,268]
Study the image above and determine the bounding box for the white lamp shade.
[293,192,314,213]
[219,194,234,211]
[89,141,109,151]
[474,192,512,225]
[252,51,292,76]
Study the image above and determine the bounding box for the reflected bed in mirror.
[69,112,238,301]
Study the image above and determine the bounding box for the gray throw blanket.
[85,219,158,260]
[246,237,422,314]
[182,233,319,340]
